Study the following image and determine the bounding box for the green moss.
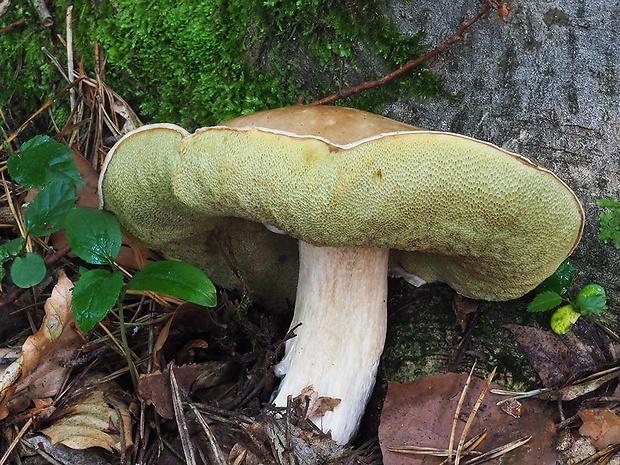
[0,5,65,136]
[2,1,441,133]
[380,281,542,391]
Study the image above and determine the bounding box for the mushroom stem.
[273,241,389,444]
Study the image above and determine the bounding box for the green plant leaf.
[0,238,26,282]
[24,183,78,236]
[597,197,620,249]
[0,238,25,263]
[535,258,574,296]
[64,208,122,265]
[10,252,46,288]
[71,268,124,333]
[575,284,607,315]
[127,260,216,307]
[7,135,84,190]
[550,304,581,335]
[527,291,563,313]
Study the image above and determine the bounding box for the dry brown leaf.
[578,408,620,450]
[0,272,83,419]
[41,383,133,452]
[299,385,342,419]
[505,323,613,389]
[504,324,574,387]
[379,373,557,465]
[138,362,235,419]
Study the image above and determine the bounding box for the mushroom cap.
[99,106,584,302]
[223,105,421,144]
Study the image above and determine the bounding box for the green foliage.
[0,6,63,136]
[10,253,46,288]
[527,291,563,313]
[127,261,217,308]
[64,208,122,265]
[549,305,581,335]
[534,258,573,295]
[574,283,607,316]
[7,135,83,189]
[72,269,125,333]
[597,197,620,249]
[5,135,216,333]
[24,183,78,236]
[527,261,609,335]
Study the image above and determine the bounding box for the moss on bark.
[1,1,442,134]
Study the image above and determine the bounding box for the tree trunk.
[382,0,620,300]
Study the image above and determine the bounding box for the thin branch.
[455,367,497,465]
[310,0,495,106]
[170,368,197,465]
[0,418,33,465]
[0,18,24,35]
[30,0,52,27]
[448,361,477,464]
[4,77,84,145]
[66,6,76,121]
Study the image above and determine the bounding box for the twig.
[170,368,197,465]
[448,361,477,464]
[0,1,11,18]
[0,18,24,35]
[462,436,531,465]
[0,417,33,465]
[66,6,76,121]
[4,77,84,145]
[455,367,497,465]
[310,0,495,106]
[189,401,228,465]
[29,0,52,27]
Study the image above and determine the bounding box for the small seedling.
[3,135,216,334]
[528,259,608,335]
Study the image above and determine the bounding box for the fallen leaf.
[578,409,620,450]
[379,373,557,465]
[506,321,618,391]
[299,385,341,419]
[138,362,235,419]
[0,272,83,419]
[41,381,132,452]
[505,324,572,387]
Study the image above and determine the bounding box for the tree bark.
[382,0,620,300]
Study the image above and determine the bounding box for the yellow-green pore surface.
[101,125,583,301]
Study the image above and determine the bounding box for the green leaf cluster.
[2,136,81,283]
[526,259,608,335]
[597,197,620,249]
[4,135,216,334]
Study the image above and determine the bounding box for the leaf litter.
[378,369,557,465]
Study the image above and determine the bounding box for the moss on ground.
[1,1,442,134]
[379,281,542,391]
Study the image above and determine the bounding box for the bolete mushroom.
[98,106,583,444]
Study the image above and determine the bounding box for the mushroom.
[98,106,584,444]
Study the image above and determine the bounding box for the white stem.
[273,241,389,444]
